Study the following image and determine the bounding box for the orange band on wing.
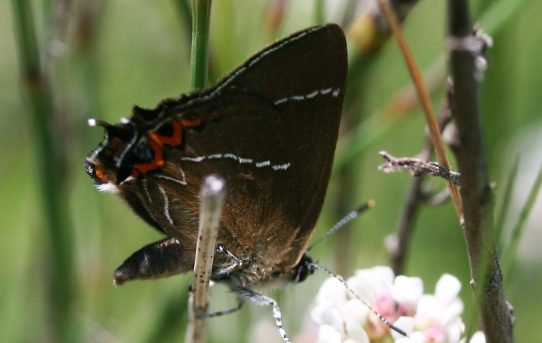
[130,115,204,177]
[181,117,203,128]
[152,120,183,146]
[131,138,164,176]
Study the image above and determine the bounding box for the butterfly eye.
[291,254,315,283]
[85,160,108,184]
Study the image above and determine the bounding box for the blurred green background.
[3,0,541,342]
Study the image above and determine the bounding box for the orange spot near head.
[95,166,108,182]
[181,117,203,128]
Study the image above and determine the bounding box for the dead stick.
[186,175,225,343]
[389,108,452,274]
[378,151,461,185]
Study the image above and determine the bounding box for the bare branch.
[379,151,461,185]
[389,106,452,273]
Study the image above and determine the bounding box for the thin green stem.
[12,1,40,82]
[502,162,542,276]
[495,156,520,246]
[11,0,75,341]
[173,0,193,49]
[313,0,325,25]
[479,0,529,35]
[190,0,212,89]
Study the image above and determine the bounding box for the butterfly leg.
[211,245,245,279]
[114,237,193,285]
[236,288,291,343]
[206,299,244,318]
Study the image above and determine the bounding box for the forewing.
[116,24,346,274]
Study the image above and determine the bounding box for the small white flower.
[469,331,487,343]
[309,266,424,341]
[411,274,465,342]
[393,275,424,313]
[305,267,474,343]
[391,316,415,342]
[311,278,349,334]
[318,324,343,343]
[346,266,423,339]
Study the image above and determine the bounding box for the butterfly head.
[291,254,316,283]
[85,118,145,188]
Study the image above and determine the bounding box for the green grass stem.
[11,0,76,341]
[190,0,212,90]
[495,157,520,245]
[502,163,542,277]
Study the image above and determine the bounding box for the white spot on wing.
[256,161,271,168]
[306,90,318,98]
[239,157,253,164]
[273,87,342,106]
[182,156,206,162]
[272,163,290,171]
[158,185,174,226]
[181,153,290,172]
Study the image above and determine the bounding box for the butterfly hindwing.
[87,24,346,284]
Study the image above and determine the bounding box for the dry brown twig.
[378,151,461,185]
[387,106,452,273]
[376,0,464,221]
[186,176,226,343]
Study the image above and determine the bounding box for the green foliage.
[3,0,541,341]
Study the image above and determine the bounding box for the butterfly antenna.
[308,200,375,251]
[310,262,408,337]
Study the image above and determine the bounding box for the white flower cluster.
[307,266,485,343]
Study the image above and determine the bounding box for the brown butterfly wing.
[116,24,346,280]
[216,24,347,270]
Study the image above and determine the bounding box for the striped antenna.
[308,200,375,251]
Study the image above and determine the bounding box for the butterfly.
[85,23,346,341]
